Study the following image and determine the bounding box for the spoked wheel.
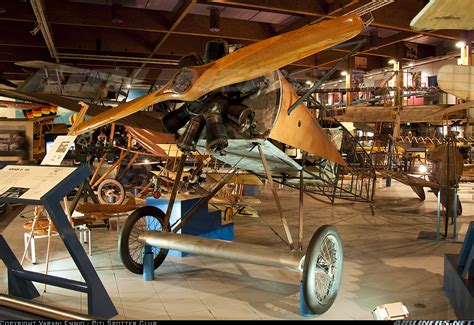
[97,179,125,204]
[224,206,234,222]
[119,206,170,274]
[302,225,344,314]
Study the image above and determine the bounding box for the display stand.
[67,180,100,216]
[146,196,234,257]
[444,221,474,319]
[0,164,117,319]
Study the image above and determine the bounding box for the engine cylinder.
[177,115,205,152]
[161,105,191,134]
[204,112,228,152]
[224,104,254,133]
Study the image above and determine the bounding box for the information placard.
[41,135,77,166]
[0,165,76,200]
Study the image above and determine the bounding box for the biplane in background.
[0,60,164,155]
[3,60,143,102]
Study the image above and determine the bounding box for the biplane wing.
[333,105,450,123]
[206,172,263,186]
[425,101,474,118]
[437,65,474,101]
[0,88,164,132]
[376,169,439,189]
[410,0,474,31]
[125,126,174,157]
[196,139,317,180]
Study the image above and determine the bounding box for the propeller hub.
[171,68,198,93]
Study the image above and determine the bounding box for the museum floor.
[0,180,472,320]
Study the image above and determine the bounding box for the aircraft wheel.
[302,225,344,314]
[97,179,125,205]
[224,206,234,222]
[119,206,170,274]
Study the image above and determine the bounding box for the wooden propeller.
[72,13,363,136]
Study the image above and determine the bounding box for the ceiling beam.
[52,25,161,54]
[202,0,334,16]
[174,13,273,41]
[0,19,419,71]
[205,0,464,41]
[0,0,273,42]
[137,0,197,74]
[31,0,59,63]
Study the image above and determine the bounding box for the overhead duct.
[29,0,59,63]
[350,0,394,16]
[56,53,180,66]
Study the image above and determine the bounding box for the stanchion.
[437,189,441,242]
[143,245,154,281]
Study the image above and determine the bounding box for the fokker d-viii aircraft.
[69,13,364,315]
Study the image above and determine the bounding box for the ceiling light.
[340,71,348,76]
[112,1,123,24]
[388,59,396,65]
[455,41,466,48]
[418,165,427,174]
[338,79,343,82]
[126,84,131,88]
[408,63,414,67]
[306,80,313,86]
[209,8,220,32]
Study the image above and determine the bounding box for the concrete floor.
[0,180,472,320]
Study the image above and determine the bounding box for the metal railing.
[0,293,96,320]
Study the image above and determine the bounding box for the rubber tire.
[302,225,344,314]
[119,206,170,274]
[97,179,126,205]
[224,206,233,222]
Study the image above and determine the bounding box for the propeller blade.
[72,13,363,136]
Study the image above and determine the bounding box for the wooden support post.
[118,152,139,182]
[92,153,125,188]
[90,154,107,185]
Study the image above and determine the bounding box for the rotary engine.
[160,40,269,154]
